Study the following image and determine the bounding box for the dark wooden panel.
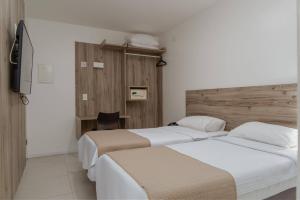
[126,55,159,128]
[186,84,297,130]
[0,0,26,199]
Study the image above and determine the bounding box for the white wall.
[26,18,130,158]
[160,0,298,124]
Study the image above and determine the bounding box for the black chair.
[97,112,120,130]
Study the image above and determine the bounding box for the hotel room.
[0,0,299,199]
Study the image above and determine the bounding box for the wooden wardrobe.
[75,41,164,137]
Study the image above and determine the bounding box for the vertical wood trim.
[123,49,127,117]
[0,0,26,199]
[157,67,163,126]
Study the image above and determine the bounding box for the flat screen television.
[10,20,34,95]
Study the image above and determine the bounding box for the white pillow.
[177,116,226,132]
[230,122,298,148]
[128,34,159,47]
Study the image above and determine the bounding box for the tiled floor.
[14,154,96,200]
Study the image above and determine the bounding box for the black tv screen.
[11,20,34,95]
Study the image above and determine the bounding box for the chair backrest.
[97,112,120,130]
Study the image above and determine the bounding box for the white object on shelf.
[128,42,160,50]
[38,64,54,83]
[127,34,160,48]
[93,62,104,69]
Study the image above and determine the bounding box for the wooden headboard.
[186,84,297,131]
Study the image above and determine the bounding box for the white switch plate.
[38,64,54,83]
[93,62,104,69]
[81,62,87,68]
[82,94,88,101]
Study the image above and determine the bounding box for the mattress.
[78,126,227,181]
[78,126,227,170]
[95,136,297,200]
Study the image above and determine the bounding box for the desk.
[76,115,130,139]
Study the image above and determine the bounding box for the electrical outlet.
[93,62,104,69]
[81,61,87,68]
[82,94,88,101]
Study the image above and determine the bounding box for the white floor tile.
[14,154,96,200]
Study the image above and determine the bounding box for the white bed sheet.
[78,126,227,170]
[95,136,297,200]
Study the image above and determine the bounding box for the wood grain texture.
[0,0,26,199]
[186,84,297,130]
[125,55,160,128]
[75,42,163,133]
[75,42,124,117]
[157,67,163,127]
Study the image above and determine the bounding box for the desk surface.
[76,115,130,120]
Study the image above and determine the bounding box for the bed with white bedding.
[78,126,227,181]
[95,136,297,200]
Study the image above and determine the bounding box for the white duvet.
[78,126,227,170]
[96,136,297,200]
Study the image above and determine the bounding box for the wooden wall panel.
[0,0,26,199]
[75,42,163,131]
[75,42,124,117]
[186,84,297,130]
[126,55,159,128]
[157,67,163,127]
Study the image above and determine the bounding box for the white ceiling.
[25,0,217,35]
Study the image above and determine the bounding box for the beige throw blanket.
[86,129,151,156]
[108,146,237,200]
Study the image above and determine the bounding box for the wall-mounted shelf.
[99,40,166,56]
[76,115,131,139]
[77,115,131,121]
[99,40,125,51]
[125,44,166,56]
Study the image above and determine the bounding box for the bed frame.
[186,83,297,131]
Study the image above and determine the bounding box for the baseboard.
[27,150,78,158]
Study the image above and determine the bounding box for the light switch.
[93,62,104,69]
[82,94,88,101]
[81,61,87,68]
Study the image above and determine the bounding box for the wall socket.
[93,62,104,69]
[81,61,87,68]
[82,94,88,101]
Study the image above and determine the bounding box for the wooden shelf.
[126,44,166,55]
[99,40,125,50]
[126,99,147,102]
[77,115,131,121]
[99,40,166,55]
[76,115,131,139]
[128,86,148,89]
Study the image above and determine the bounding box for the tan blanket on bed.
[108,146,237,200]
[86,129,151,156]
